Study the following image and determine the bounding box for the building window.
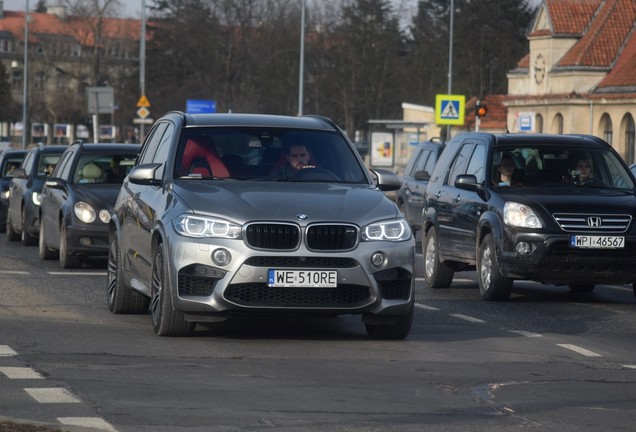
[0,39,12,53]
[535,114,543,133]
[601,113,613,145]
[70,44,81,56]
[553,113,563,134]
[624,114,635,164]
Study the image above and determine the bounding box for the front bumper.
[163,225,415,319]
[66,223,110,257]
[498,231,636,285]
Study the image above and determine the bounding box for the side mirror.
[455,174,481,192]
[45,178,67,190]
[371,168,402,192]
[414,170,430,181]
[128,163,162,185]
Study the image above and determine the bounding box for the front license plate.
[570,235,625,249]
[268,269,338,288]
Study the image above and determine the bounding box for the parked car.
[107,111,414,338]
[395,138,444,235]
[422,132,636,300]
[6,144,67,245]
[0,149,27,233]
[38,142,140,268]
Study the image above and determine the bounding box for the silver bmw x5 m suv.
[107,111,415,338]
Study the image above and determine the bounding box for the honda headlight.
[362,218,411,242]
[74,201,96,223]
[174,214,242,239]
[504,202,542,228]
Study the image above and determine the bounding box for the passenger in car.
[493,154,522,186]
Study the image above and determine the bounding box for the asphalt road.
[1,238,635,432]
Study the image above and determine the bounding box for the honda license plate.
[570,235,624,249]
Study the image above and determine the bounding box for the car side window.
[22,152,34,176]
[55,151,73,179]
[424,150,437,175]
[152,124,175,180]
[138,123,168,165]
[466,144,486,184]
[413,149,431,175]
[447,143,476,186]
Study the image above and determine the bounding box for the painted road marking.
[509,330,543,338]
[450,314,486,323]
[0,345,17,356]
[557,344,602,357]
[25,388,81,403]
[415,303,440,311]
[0,367,44,379]
[58,417,117,432]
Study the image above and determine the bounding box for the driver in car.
[270,143,316,179]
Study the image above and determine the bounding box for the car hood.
[500,187,636,214]
[171,180,399,225]
[75,184,123,209]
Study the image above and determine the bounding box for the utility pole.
[297,0,305,116]
[446,0,454,141]
[139,0,147,141]
[21,0,29,149]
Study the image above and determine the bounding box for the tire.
[59,223,81,268]
[150,243,194,336]
[423,227,454,288]
[21,207,37,246]
[477,234,512,301]
[365,299,414,340]
[568,283,595,293]
[6,212,19,242]
[107,234,149,314]
[38,218,58,260]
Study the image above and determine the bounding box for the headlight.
[504,202,542,228]
[74,201,96,223]
[2,190,9,199]
[361,218,411,242]
[174,214,242,239]
[32,192,41,205]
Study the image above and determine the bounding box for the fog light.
[99,210,110,223]
[370,251,386,267]
[515,241,531,255]
[211,248,231,266]
[80,237,92,246]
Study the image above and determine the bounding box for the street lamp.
[21,0,29,149]
[297,0,305,116]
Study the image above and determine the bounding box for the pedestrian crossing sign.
[435,94,465,125]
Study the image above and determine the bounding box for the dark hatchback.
[6,144,67,245]
[395,139,444,235]
[0,149,27,232]
[422,132,636,300]
[39,142,140,268]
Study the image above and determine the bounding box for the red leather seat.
[180,138,229,178]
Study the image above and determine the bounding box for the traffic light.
[475,102,488,118]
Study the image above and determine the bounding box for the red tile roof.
[544,0,601,35]
[0,10,140,46]
[558,0,636,68]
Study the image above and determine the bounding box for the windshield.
[174,127,368,183]
[490,146,635,190]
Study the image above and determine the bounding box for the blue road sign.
[186,99,216,114]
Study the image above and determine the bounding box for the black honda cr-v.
[422,132,636,300]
